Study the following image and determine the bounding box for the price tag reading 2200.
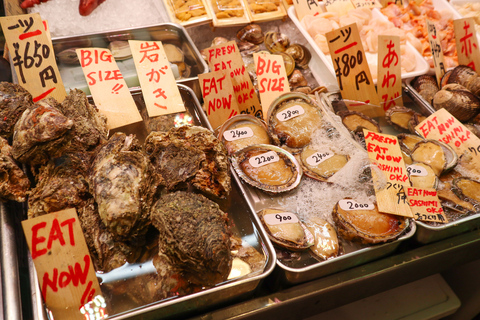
[249,151,279,168]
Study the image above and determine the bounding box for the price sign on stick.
[22,209,104,320]
[0,13,67,102]
[206,41,262,118]
[254,52,290,120]
[406,187,447,223]
[76,48,142,130]
[426,19,446,86]
[199,70,240,129]
[324,0,356,16]
[129,40,185,117]
[292,0,323,21]
[377,35,403,111]
[326,23,380,107]
[454,18,480,72]
[364,129,413,217]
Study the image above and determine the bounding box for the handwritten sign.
[206,41,262,118]
[454,18,480,72]
[129,40,185,117]
[351,0,381,8]
[377,35,403,111]
[326,23,380,106]
[406,187,448,223]
[292,0,323,21]
[264,212,299,225]
[76,48,142,129]
[415,108,480,170]
[0,14,67,102]
[324,0,356,16]
[22,208,103,320]
[249,150,280,167]
[426,19,446,85]
[199,70,240,129]
[364,129,413,217]
[338,199,375,211]
[306,150,334,166]
[223,127,254,141]
[254,52,290,120]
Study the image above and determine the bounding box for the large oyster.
[151,191,231,286]
[144,126,231,198]
[0,82,33,139]
[0,136,30,202]
[91,132,157,239]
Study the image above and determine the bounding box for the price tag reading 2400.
[339,199,375,211]
[306,151,334,166]
[223,127,254,141]
[276,105,305,122]
[263,212,299,225]
[249,151,279,168]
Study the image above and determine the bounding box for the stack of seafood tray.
[0,82,276,319]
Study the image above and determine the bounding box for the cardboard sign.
[0,14,67,103]
[364,129,413,217]
[254,52,291,120]
[406,187,448,223]
[129,40,185,117]
[377,35,403,111]
[199,70,240,129]
[454,18,480,73]
[415,108,480,170]
[351,0,382,9]
[292,0,323,21]
[22,208,103,320]
[76,48,142,130]
[426,19,446,86]
[205,41,262,118]
[324,0,356,16]
[326,23,380,107]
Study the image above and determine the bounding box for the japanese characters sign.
[364,129,413,218]
[199,70,240,129]
[253,52,290,120]
[129,40,185,117]
[326,23,380,107]
[377,35,403,111]
[324,0,356,16]
[406,187,447,223]
[292,0,323,21]
[76,48,142,129]
[206,41,262,118]
[454,18,480,72]
[415,108,480,170]
[22,208,103,320]
[350,0,381,9]
[426,19,446,85]
[0,14,67,102]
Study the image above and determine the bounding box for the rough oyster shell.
[305,216,340,260]
[264,32,290,53]
[298,145,349,181]
[338,110,381,133]
[408,112,427,134]
[438,181,477,216]
[0,82,33,139]
[237,24,264,44]
[413,75,439,105]
[407,162,438,189]
[0,136,30,202]
[332,200,409,244]
[257,208,314,251]
[231,144,302,193]
[452,177,480,206]
[433,83,480,122]
[410,140,458,176]
[397,133,425,152]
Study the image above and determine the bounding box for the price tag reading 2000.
[276,105,305,122]
[339,199,375,211]
[263,212,299,225]
[223,127,254,141]
[249,151,279,168]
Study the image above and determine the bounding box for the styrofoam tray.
[288,6,430,86]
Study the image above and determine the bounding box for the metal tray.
[14,84,276,319]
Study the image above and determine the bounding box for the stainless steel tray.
[17,84,276,319]
[404,77,480,244]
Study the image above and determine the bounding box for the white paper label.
[223,127,254,141]
[339,199,375,211]
[249,151,280,168]
[306,151,334,166]
[263,212,299,225]
[276,105,305,122]
[407,164,428,177]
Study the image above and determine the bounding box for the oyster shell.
[285,44,311,69]
[151,191,231,286]
[408,113,427,134]
[267,93,323,151]
[237,24,264,45]
[338,110,381,133]
[452,177,480,206]
[0,82,34,139]
[298,145,349,181]
[412,75,439,105]
[217,115,271,155]
[407,162,438,189]
[231,144,302,193]
[433,83,480,122]
[438,181,477,216]
[258,208,314,250]
[410,140,458,176]
[264,32,290,53]
[397,133,425,152]
[0,136,30,202]
[385,106,418,132]
[305,216,340,260]
[332,200,409,244]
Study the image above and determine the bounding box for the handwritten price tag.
[0,13,67,102]
[249,150,280,167]
[454,18,480,72]
[426,19,446,85]
[276,104,305,121]
[264,212,299,225]
[223,127,254,141]
[339,199,375,211]
[292,0,323,21]
[406,187,448,223]
[21,208,103,320]
[306,150,334,166]
[407,164,428,176]
[377,35,403,111]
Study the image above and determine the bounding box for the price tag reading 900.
[248,150,279,168]
[263,212,299,225]
[407,164,427,176]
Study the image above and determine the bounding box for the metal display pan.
[404,77,480,244]
[21,84,275,319]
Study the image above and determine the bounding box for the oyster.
[267,93,323,151]
[443,65,480,96]
[264,32,290,53]
[385,106,421,132]
[433,84,480,122]
[397,133,425,152]
[298,145,348,181]
[407,162,438,189]
[151,191,231,286]
[258,208,314,251]
[91,132,157,239]
[338,110,381,133]
[410,140,458,176]
[452,177,480,205]
[332,200,409,244]
[231,144,302,193]
[217,115,271,155]
[144,126,231,198]
[0,82,33,139]
[237,24,264,44]
[412,75,439,105]
[0,136,30,202]
[285,44,311,69]
[305,216,340,260]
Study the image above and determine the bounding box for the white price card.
[223,127,254,141]
[339,199,375,211]
[306,151,334,166]
[249,151,280,168]
[276,105,305,122]
[407,164,428,177]
[264,212,299,225]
